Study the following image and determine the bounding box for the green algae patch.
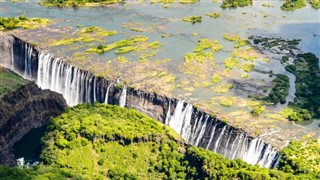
[309,0,320,8]
[39,0,123,7]
[115,46,137,54]
[224,57,240,69]
[211,74,222,84]
[281,0,306,10]
[182,16,202,24]
[86,36,148,54]
[184,38,223,63]
[220,97,233,107]
[147,41,162,49]
[221,0,252,8]
[0,16,51,31]
[205,12,221,18]
[178,0,199,4]
[51,26,117,46]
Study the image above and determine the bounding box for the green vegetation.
[262,3,274,7]
[87,36,148,54]
[250,36,301,50]
[0,16,50,31]
[178,0,199,4]
[211,74,222,84]
[284,53,320,121]
[182,16,202,24]
[205,12,221,18]
[239,63,254,72]
[224,57,239,69]
[220,98,233,107]
[0,103,318,179]
[223,34,249,48]
[221,0,253,8]
[40,0,122,7]
[262,74,290,104]
[147,41,162,49]
[184,38,223,63]
[0,67,26,96]
[281,0,306,10]
[251,104,266,116]
[51,26,117,46]
[278,139,320,177]
[309,0,320,8]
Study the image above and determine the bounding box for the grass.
[0,67,26,97]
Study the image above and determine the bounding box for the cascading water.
[119,86,127,108]
[167,100,280,169]
[7,37,280,169]
[105,83,112,104]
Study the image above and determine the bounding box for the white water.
[119,86,127,108]
[206,124,217,150]
[105,83,112,104]
[8,43,280,169]
[164,100,171,125]
[214,126,226,152]
[194,116,209,146]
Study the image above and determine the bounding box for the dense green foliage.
[0,67,26,96]
[221,0,252,8]
[285,53,320,121]
[308,0,320,8]
[281,0,307,10]
[263,74,289,104]
[0,16,49,30]
[0,104,317,179]
[278,139,320,177]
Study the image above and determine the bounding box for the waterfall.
[168,101,193,137]
[119,86,127,108]
[164,100,171,125]
[7,38,281,169]
[194,115,209,146]
[206,124,217,150]
[105,83,112,104]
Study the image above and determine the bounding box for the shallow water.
[2,0,320,144]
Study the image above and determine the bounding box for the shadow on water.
[13,125,48,163]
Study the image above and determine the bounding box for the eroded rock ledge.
[0,82,67,165]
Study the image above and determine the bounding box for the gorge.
[1,33,280,169]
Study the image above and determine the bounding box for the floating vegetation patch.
[0,16,51,30]
[205,12,221,18]
[51,26,117,46]
[184,38,223,63]
[39,0,123,7]
[221,0,253,8]
[182,16,202,24]
[281,0,306,10]
[86,36,149,54]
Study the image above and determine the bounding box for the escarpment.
[0,33,280,168]
[0,82,67,165]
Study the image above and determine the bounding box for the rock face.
[0,82,67,165]
[0,34,280,168]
